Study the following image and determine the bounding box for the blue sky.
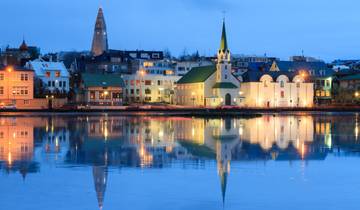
[1,0,360,61]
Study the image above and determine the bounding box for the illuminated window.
[46,72,51,77]
[0,87,3,95]
[264,81,268,87]
[20,74,28,81]
[280,91,285,98]
[145,80,151,85]
[90,91,96,100]
[0,74,3,80]
[55,71,61,77]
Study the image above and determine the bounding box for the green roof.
[220,21,228,51]
[177,65,216,84]
[340,74,360,81]
[213,82,238,89]
[82,73,125,88]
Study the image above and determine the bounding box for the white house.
[26,59,70,94]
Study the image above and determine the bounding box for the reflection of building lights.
[192,127,195,136]
[301,143,306,159]
[8,152,12,165]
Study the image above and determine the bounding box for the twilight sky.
[1,0,360,61]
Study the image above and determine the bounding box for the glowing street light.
[355,92,359,97]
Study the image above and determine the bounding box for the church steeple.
[220,21,228,52]
[91,7,109,56]
[217,20,230,64]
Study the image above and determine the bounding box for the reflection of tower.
[93,166,108,210]
[214,118,240,205]
[91,7,109,56]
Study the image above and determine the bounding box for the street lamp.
[6,66,13,103]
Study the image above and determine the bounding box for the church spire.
[91,7,109,56]
[219,20,228,52]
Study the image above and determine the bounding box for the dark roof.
[177,65,216,84]
[339,73,360,81]
[275,61,334,76]
[213,82,238,89]
[242,71,299,82]
[82,73,125,87]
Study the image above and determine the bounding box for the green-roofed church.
[176,21,242,107]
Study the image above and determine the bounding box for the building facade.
[78,73,125,106]
[176,21,241,107]
[122,72,180,104]
[0,66,34,107]
[240,71,314,108]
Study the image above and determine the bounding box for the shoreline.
[0,107,359,117]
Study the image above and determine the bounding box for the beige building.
[176,21,241,107]
[240,72,314,108]
[0,66,35,108]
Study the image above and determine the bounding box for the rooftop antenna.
[301,49,304,57]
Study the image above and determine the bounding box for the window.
[20,74,28,81]
[225,74,228,79]
[0,74,3,81]
[55,71,60,77]
[59,81,62,87]
[145,89,151,94]
[280,91,285,98]
[280,81,285,88]
[90,91,96,100]
[264,81,268,88]
[46,72,51,77]
[0,87,3,95]
[325,80,330,87]
[157,80,161,86]
[48,81,51,87]
[130,89,134,94]
[63,81,66,88]
[52,81,55,87]
[136,89,140,95]
[296,82,300,88]
[145,80,152,85]
[24,100,29,105]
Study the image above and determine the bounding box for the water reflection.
[1,114,360,209]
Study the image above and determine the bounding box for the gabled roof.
[213,82,238,89]
[28,59,70,77]
[82,73,125,88]
[177,65,216,84]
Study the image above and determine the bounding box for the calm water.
[1,113,360,210]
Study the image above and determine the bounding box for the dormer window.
[55,71,60,77]
[46,72,51,77]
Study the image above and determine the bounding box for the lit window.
[46,72,51,77]
[55,71,61,77]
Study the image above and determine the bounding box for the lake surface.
[0,112,360,210]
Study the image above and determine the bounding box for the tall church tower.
[91,7,109,56]
[216,20,232,83]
